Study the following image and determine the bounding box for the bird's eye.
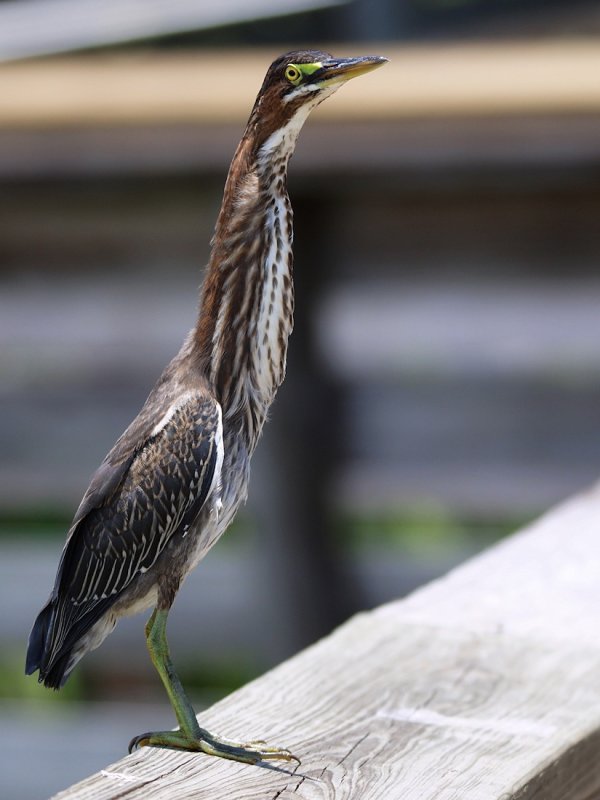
[285,64,302,85]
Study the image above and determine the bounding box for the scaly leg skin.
[128,608,299,765]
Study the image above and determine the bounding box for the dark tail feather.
[25,600,72,689]
[27,595,117,689]
[40,651,73,689]
[25,600,54,676]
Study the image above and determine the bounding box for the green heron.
[26,50,387,765]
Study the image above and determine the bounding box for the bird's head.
[246,49,388,161]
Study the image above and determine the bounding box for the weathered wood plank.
[53,485,600,800]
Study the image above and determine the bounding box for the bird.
[25,49,387,765]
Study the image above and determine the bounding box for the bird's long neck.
[195,124,299,447]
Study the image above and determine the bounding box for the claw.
[242,743,300,764]
[128,733,150,753]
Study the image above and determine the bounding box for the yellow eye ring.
[285,64,302,85]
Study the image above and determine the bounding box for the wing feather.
[37,390,223,675]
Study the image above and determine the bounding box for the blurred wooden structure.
[2,40,600,799]
[2,41,600,125]
[54,483,600,799]
[1,41,600,177]
[3,41,600,506]
[3,38,600,654]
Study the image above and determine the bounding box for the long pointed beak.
[312,55,388,86]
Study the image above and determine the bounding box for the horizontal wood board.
[54,484,600,799]
[2,41,600,128]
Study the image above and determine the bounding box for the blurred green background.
[2,0,600,796]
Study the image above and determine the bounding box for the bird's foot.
[129,727,300,765]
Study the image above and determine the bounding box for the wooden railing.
[3,42,600,127]
[54,484,600,799]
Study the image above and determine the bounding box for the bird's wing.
[41,388,223,668]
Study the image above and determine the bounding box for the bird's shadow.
[256,759,320,783]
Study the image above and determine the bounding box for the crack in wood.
[337,733,369,767]
[270,761,303,799]
[293,775,307,795]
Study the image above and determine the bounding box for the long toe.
[198,733,300,765]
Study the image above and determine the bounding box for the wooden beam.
[2,40,600,129]
[54,483,600,799]
[2,114,600,179]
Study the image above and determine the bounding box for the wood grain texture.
[53,484,600,800]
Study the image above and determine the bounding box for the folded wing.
[26,388,223,687]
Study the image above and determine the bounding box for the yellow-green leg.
[128,609,299,765]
